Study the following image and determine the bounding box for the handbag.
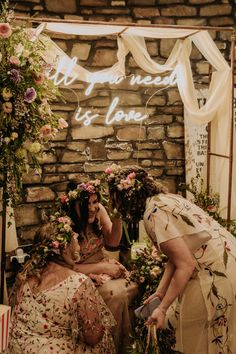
[145,324,160,354]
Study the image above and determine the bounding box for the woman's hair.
[12,215,76,300]
[65,180,102,238]
[106,165,167,222]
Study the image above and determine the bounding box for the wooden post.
[0,176,7,304]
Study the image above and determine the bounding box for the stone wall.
[8,0,235,242]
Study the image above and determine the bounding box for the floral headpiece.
[105,164,143,192]
[59,179,102,206]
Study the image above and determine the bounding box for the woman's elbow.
[186,259,197,277]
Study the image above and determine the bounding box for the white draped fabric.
[40,23,234,219]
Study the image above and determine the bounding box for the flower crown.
[59,179,102,206]
[105,164,142,192]
[35,212,78,260]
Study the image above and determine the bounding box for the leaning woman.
[106,164,236,354]
[59,179,138,354]
[9,213,116,354]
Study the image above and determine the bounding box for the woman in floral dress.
[106,164,236,354]
[9,215,116,354]
[59,180,138,354]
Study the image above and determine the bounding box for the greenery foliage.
[0,1,65,204]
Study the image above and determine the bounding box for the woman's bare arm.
[98,203,122,247]
[147,237,196,328]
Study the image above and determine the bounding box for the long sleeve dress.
[143,193,236,354]
[9,273,116,354]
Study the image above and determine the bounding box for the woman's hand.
[145,307,166,329]
[103,262,126,279]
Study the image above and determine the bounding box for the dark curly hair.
[107,165,167,222]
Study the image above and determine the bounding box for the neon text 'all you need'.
[49,56,177,126]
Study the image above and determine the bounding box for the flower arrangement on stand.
[127,241,182,354]
[0,1,67,303]
[185,177,236,237]
[0,1,67,204]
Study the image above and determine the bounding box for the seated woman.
[9,213,116,354]
[59,179,138,354]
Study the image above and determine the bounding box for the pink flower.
[105,167,113,174]
[60,194,69,204]
[58,216,71,225]
[58,118,68,129]
[34,73,45,85]
[40,124,52,137]
[127,172,136,180]
[52,241,60,249]
[9,56,20,66]
[86,185,95,193]
[151,247,161,261]
[207,205,217,213]
[24,87,37,103]
[0,23,12,39]
[139,276,145,283]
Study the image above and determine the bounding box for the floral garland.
[0,2,67,203]
[59,179,102,207]
[105,164,142,192]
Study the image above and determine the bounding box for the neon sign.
[49,56,177,126]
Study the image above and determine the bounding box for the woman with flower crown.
[9,214,116,354]
[60,179,138,354]
[105,164,236,354]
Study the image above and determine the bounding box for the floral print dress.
[143,193,236,354]
[9,273,116,354]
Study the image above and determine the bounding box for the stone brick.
[133,7,160,18]
[84,162,112,173]
[111,1,126,6]
[107,150,132,159]
[161,179,177,193]
[167,90,182,105]
[148,115,173,125]
[158,0,183,3]
[135,142,160,150]
[113,92,142,106]
[145,95,166,106]
[161,6,197,17]
[147,126,165,140]
[43,175,67,184]
[22,170,41,184]
[209,17,234,26]
[61,151,87,163]
[196,62,210,75]
[71,43,91,61]
[146,42,159,56]
[80,0,109,5]
[43,166,57,173]
[106,142,133,150]
[38,152,57,164]
[26,187,56,202]
[117,127,146,140]
[140,160,152,167]
[188,0,214,3]
[57,164,84,173]
[147,168,164,177]
[200,4,232,16]
[90,140,107,160]
[20,226,39,241]
[153,150,165,159]
[177,18,207,26]
[66,142,87,151]
[95,8,130,14]
[166,167,185,176]
[160,38,178,58]
[45,0,76,13]
[54,40,67,52]
[15,205,40,227]
[92,49,118,67]
[167,123,184,138]
[72,126,114,139]
[163,141,184,159]
[133,151,152,158]
[127,0,155,4]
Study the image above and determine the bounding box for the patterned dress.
[143,193,236,354]
[9,273,116,354]
[78,230,138,354]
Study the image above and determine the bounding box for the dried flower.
[24,87,37,103]
[0,22,12,38]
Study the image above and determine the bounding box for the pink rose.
[52,241,60,249]
[86,185,95,194]
[105,167,113,174]
[58,216,71,225]
[207,205,217,213]
[60,194,69,204]
[127,172,136,180]
[40,124,52,137]
[0,23,12,39]
[3,102,12,113]
[58,118,68,129]
[9,56,20,66]
[34,73,45,85]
